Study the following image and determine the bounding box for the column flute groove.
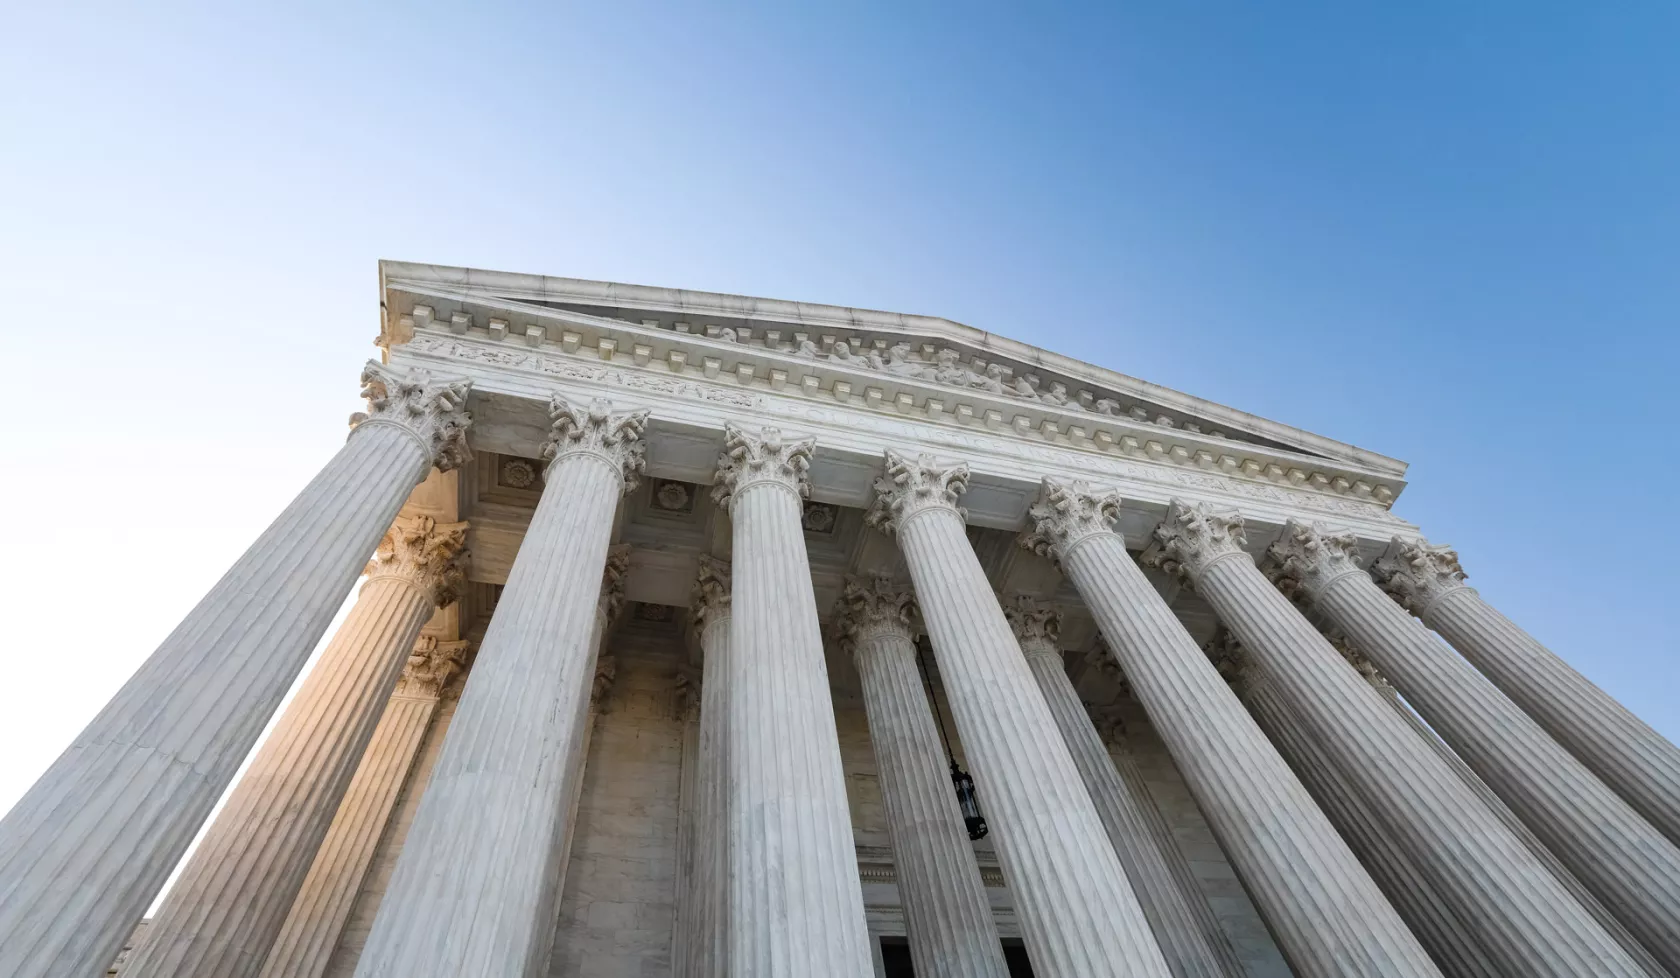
[0,361,469,978]
[1153,500,1643,978]
[679,556,733,978]
[1021,479,1439,978]
[349,395,647,978]
[1372,536,1680,847]
[872,452,1173,978]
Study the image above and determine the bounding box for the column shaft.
[1173,506,1642,977]
[1282,529,1680,975]
[350,396,644,978]
[716,426,874,977]
[874,453,1173,978]
[842,579,1009,978]
[1023,481,1438,978]
[0,362,465,978]
[1374,537,1680,847]
[681,557,731,978]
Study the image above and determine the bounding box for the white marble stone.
[677,556,732,978]
[0,362,469,978]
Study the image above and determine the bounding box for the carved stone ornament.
[590,652,617,713]
[1019,477,1122,566]
[1083,638,1132,699]
[598,544,632,626]
[711,423,816,509]
[1002,594,1061,655]
[1370,536,1472,617]
[673,666,702,723]
[366,515,470,607]
[1326,634,1392,691]
[690,555,733,631]
[1201,630,1247,689]
[542,395,650,494]
[865,449,970,534]
[351,360,473,471]
[1086,701,1128,745]
[1262,519,1368,604]
[396,635,470,699]
[834,575,917,654]
[1147,499,1249,584]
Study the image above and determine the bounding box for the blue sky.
[1,2,1676,814]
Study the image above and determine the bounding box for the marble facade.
[4,261,1677,978]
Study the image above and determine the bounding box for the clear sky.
[2,0,1676,831]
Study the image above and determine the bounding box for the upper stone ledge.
[379,260,1408,479]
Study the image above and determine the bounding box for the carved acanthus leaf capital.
[1201,630,1249,690]
[1086,701,1128,745]
[690,555,733,632]
[1147,499,1249,584]
[352,361,473,471]
[598,544,632,626]
[835,575,918,654]
[865,450,970,534]
[396,636,470,699]
[1083,638,1133,699]
[1003,595,1061,656]
[367,516,469,607]
[1262,519,1366,604]
[674,666,702,723]
[543,395,649,495]
[1370,536,1470,617]
[1019,478,1122,566]
[712,423,815,509]
[591,652,617,713]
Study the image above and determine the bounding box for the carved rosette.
[351,360,474,471]
[395,636,471,699]
[865,450,971,534]
[689,555,733,632]
[834,575,917,654]
[598,544,632,627]
[366,516,470,607]
[1370,536,1472,617]
[1002,595,1062,658]
[711,423,816,509]
[1148,499,1249,584]
[543,395,650,494]
[1262,519,1368,604]
[1019,478,1123,566]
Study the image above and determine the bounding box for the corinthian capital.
[690,555,733,631]
[834,575,917,653]
[1370,536,1471,617]
[1147,499,1249,583]
[712,423,815,509]
[1262,519,1367,604]
[352,361,473,471]
[543,395,650,494]
[396,636,470,699]
[1019,478,1122,566]
[366,515,470,607]
[598,544,632,626]
[865,450,970,534]
[1087,702,1128,745]
[1003,595,1061,656]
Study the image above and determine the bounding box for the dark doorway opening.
[880,937,1034,976]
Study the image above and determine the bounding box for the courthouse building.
[4,261,1680,978]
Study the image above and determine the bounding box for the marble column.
[123,515,469,978]
[712,424,874,977]
[869,451,1173,978]
[1269,520,1680,973]
[0,361,469,978]
[837,576,1010,978]
[678,555,732,978]
[1229,655,1500,978]
[1151,499,1643,977]
[1372,535,1680,848]
[1007,597,1243,978]
[257,637,468,978]
[350,395,647,978]
[1020,479,1437,978]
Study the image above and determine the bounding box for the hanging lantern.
[950,760,988,840]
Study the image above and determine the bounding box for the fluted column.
[350,395,647,978]
[1269,520,1680,973]
[0,362,470,978]
[712,425,874,977]
[1152,500,1642,977]
[1372,536,1680,848]
[123,515,469,978]
[838,576,1009,978]
[678,556,732,978]
[257,637,468,978]
[1229,655,1500,978]
[869,452,1172,978]
[1007,598,1242,978]
[1020,479,1437,978]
